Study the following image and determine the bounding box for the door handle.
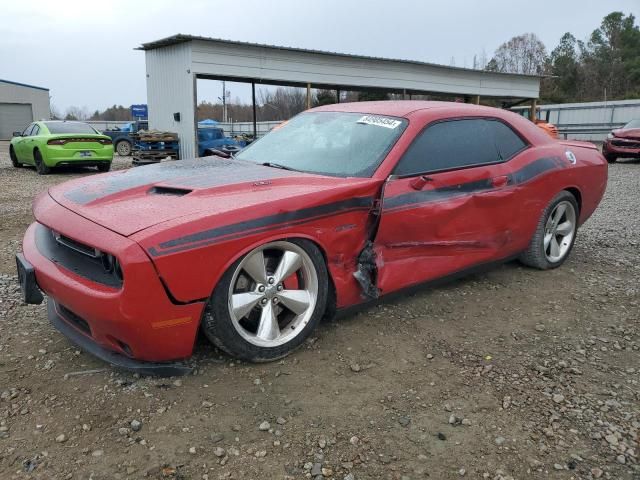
[491,175,509,188]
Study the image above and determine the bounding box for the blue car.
[197,127,244,157]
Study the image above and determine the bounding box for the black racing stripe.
[385,156,562,211]
[150,196,374,256]
[508,156,562,185]
[384,178,494,210]
[64,158,301,205]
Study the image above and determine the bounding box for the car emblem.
[565,150,577,165]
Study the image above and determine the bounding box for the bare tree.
[487,33,548,75]
[63,105,90,121]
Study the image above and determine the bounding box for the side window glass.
[394,119,498,176]
[22,124,34,136]
[487,120,527,160]
[30,125,40,136]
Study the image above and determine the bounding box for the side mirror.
[12,131,22,137]
[409,175,434,191]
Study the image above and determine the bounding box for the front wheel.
[9,146,21,168]
[519,191,579,270]
[202,239,328,362]
[34,150,50,175]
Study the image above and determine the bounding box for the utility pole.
[222,81,227,123]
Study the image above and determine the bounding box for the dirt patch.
[0,141,638,479]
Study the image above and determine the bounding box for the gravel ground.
[0,140,638,480]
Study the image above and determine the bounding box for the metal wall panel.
[145,43,196,159]
[513,99,640,141]
[189,40,540,99]
[0,81,49,139]
[0,103,33,140]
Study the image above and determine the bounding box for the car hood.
[48,158,372,237]
[612,128,640,139]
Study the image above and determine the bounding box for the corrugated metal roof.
[0,78,49,91]
[137,34,542,79]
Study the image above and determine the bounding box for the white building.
[0,79,50,140]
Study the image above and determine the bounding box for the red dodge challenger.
[17,101,608,374]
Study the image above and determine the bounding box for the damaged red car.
[17,101,608,374]
[602,119,640,163]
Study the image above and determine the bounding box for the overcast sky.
[2,0,637,114]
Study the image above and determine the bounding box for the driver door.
[15,123,34,161]
[373,117,528,294]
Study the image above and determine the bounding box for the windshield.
[45,122,98,134]
[235,112,407,177]
[623,119,640,129]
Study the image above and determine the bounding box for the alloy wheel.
[227,241,318,347]
[544,200,576,263]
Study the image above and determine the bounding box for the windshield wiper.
[261,162,298,172]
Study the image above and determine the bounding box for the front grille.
[53,232,100,258]
[612,139,640,148]
[58,304,92,336]
[35,224,122,288]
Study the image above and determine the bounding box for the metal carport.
[138,34,542,160]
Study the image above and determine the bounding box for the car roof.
[311,100,508,118]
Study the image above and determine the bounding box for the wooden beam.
[530,98,538,121]
[306,83,311,109]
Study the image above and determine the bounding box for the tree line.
[487,11,639,103]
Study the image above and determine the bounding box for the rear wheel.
[34,150,50,175]
[115,140,132,156]
[519,191,579,270]
[9,146,21,168]
[202,239,328,362]
[97,162,111,172]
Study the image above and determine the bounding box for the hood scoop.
[148,186,192,196]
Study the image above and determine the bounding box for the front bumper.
[47,301,192,376]
[603,139,640,158]
[20,194,205,370]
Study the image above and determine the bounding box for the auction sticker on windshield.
[357,115,402,129]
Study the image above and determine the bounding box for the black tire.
[9,146,21,168]
[97,162,112,172]
[518,190,579,270]
[604,154,617,164]
[34,150,50,175]
[115,140,132,156]
[202,239,328,362]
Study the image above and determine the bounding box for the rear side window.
[394,118,527,176]
[490,120,527,160]
[22,124,34,136]
[30,125,40,136]
[45,122,98,134]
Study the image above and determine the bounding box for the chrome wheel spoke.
[543,232,553,250]
[231,292,263,319]
[242,250,268,284]
[273,251,302,283]
[553,204,566,225]
[278,289,311,315]
[555,220,573,236]
[550,236,561,258]
[256,302,280,341]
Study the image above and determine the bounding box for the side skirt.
[335,253,521,321]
